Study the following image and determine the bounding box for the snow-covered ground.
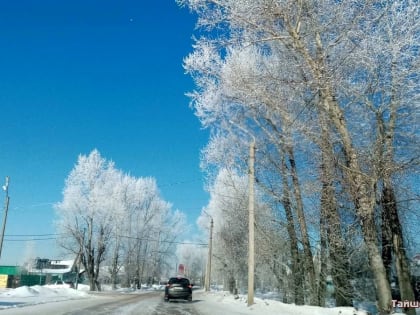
[0,284,91,310]
[0,285,418,315]
[197,291,369,315]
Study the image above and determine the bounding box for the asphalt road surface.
[1,291,205,315]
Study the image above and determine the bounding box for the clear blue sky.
[0,0,209,265]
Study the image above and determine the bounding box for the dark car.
[164,276,193,302]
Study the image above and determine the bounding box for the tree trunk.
[321,84,391,314]
[381,201,393,283]
[281,156,304,305]
[377,72,415,313]
[89,277,95,291]
[86,217,97,291]
[110,258,118,290]
[272,255,286,302]
[319,113,353,307]
[286,24,392,312]
[87,248,95,291]
[328,236,353,307]
[382,185,416,315]
[318,197,328,307]
[288,147,317,305]
[139,241,148,286]
[361,212,392,315]
[124,212,133,288]
[327,97,392,312]
[110,236,120,290]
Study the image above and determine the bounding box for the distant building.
[28,258,76,274]
[0,266,20,288]
[26,257,81,284]
[0,257,83,288]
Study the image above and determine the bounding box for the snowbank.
[0,285,89,310]
[197,291,369,315]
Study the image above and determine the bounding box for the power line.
[4,237,57,242]
[9,179,206,213]
[159,178,203,187]
[5,233,62,237]
[3,233,208,246]
[4,233,62,242]
[117,234,208,246]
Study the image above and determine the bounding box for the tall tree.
[200,169,249,289]
[56,149,117,291]
[366,3,419,313]
[180,1,419,312]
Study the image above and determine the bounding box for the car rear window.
[169,277,190,285]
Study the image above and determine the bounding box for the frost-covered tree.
[198,168,284,294]
[56,150,185,290]
[176,242,207,283]
[119,176,165,287]
[55,149,118,290]
[140,200,186,285]
[180,0,419,312]
[197,169,249,290]
[107,174,185,287]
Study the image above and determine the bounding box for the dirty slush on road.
[63,291,203,315]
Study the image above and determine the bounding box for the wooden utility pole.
[205,218,214,291]
[248,140,255,306]
[0,176,10,259]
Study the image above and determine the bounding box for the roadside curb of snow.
[205,290,369,315]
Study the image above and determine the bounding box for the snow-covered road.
[0,289,203,315]
[63,291,203,315]
[0,286,380,315]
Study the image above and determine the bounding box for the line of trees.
[180,1,419,314]
[55,149,186,290]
